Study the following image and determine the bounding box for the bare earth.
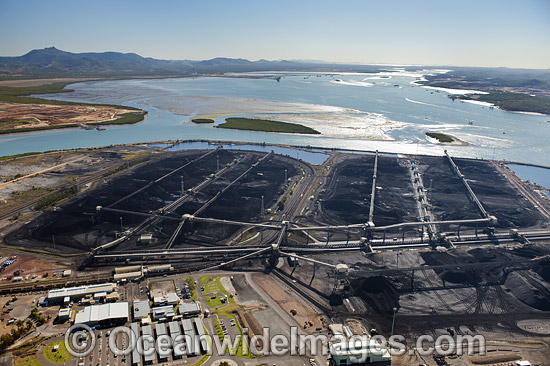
[0,102,137,131]
[253,273,324,332]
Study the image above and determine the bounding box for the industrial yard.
[0,141,549,366]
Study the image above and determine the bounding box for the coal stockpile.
[351,276,400,315]
[454,158,545,228]
[5,150,217,252]
[419,247,550,311]
[512,244,550,283]
[416,156,482,222]
[169,154,298,245]
[319,156,418,229]
[321,155,375,224]
[374,156,418,227]
[420,248,513,285]
[5,150,299,252]
[202,156,297,221]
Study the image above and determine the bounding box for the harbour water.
[1,70,549,165]
[507,164,550,189]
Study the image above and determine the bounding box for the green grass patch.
[184,277,197,300]
[200,275,235,309]
[97,112,147,126]
[198,275,212,285]
[34,185,78,210]
[216,117,320,134]
[191,118,214,124]
[0,151,42,162]
[43,341,71,364]
[16,355,43,366]
[426,132,454,143]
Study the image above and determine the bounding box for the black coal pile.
[454,158,545,228]
[504,272,550,311]
[351,276,400,315]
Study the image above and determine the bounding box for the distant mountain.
[0,47,405,78]
[0,47,194,77]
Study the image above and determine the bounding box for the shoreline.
[415,80,550,116]
[2,138,548,169]
[0,81,148,134]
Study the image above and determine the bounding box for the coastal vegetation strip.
[458,91,550,115]
[191,118,215,124]
[426,132,454,143]
[418,77,550,115]
[216,117,320,135]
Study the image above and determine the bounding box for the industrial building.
[58,308,70,322]
[152,292,180,306]
[144,264,172,274]
[47,283,117,304]
[181,318,200,356]
[133,300,150,319]
[193,317,210,354]
[114,271,143,282]
[130,323,141,365]
[142,324,156,364]
[179,301,201,317]
[115,265,142,274]
[329,336,391,366]
[168,321,185,359]
[74,302,129,327]
[155,323,169,360]
[152,305,175,320]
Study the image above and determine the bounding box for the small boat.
[96,126,106,131]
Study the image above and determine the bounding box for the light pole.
[119,217,123,232]
[391,307,398,337]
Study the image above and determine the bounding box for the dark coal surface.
[416,156,482,222]
[420,248,516,285]
[177,154,298,244]
[351,276,400,315]
[319,156,418,230]
[5,150,298,252]
[504,272,550,311]
[454,158,545,228]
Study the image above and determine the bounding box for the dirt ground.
[149,278,175,294]
[253,273,324,333]
[0,102,138,131]
[0,250,71,284]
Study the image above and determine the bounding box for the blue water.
[507,164,550,188]
[166,141,329,165]
[0,72,548,165]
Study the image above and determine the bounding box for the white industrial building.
[74,302,129,327]
[179,301,201,317]
[133,300,150,319]
[47,283,117,304]
[58,308,70,322]
[152,305,175,320]
[329,336,391,366]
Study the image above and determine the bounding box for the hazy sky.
[1,0,549,68]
